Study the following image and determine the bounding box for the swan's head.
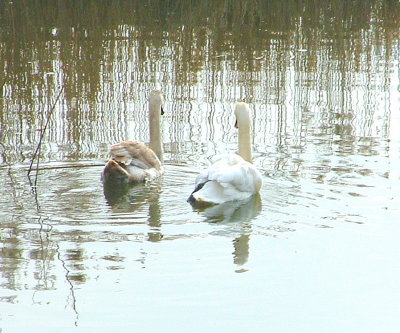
[234,102,251,128]
[150,90,165,115]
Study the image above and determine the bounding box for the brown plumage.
[102,90,164,184]
[102,140,163,183]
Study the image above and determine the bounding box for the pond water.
[1,1,400,332]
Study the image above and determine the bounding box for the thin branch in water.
[56,242,79,326]
[28,86,65,185]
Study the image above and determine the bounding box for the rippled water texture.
[1,1,400,332]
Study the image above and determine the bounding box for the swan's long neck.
[236,103,253,163]
[238,121,252,163]
[149,100,163,162]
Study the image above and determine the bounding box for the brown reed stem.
[28,86,65,184]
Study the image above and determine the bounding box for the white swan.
[188,102,262,204]
[101,90,164,183]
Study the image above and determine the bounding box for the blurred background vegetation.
[0,0,399,163]
[1,0,398,100]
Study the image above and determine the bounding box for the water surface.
[1,1,400,332]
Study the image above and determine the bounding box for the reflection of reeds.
[28,87,64,185]
[1,0,397,90]
[1,0,398,86]
[0,0,398,161]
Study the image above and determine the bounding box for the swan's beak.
[161,106,165,116]
[234,119,238,129]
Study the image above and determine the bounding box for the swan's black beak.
[161,106,165,116]
[234,118,238,129]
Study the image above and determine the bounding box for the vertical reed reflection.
[0,0,398,164]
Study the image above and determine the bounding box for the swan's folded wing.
[109,140,162,170]
[194,154,238,186]
[191,166,258,204]
[190,154,262,204]
[210,159,262,193]
[194,168,209,186]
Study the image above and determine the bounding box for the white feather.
[191,154,262,204]
[189,102,263,205]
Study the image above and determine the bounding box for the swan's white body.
[189,103,262,204]
[102,90,164,184]
[191,154,262,204]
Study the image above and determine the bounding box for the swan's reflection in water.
[190,194,262,272]
[190,194,262,223]
[103,180,163,241]
[233,234,250,268]
[104,180,261,271]
[102,181,132,206]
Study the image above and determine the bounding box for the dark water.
[1,1,400,332]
